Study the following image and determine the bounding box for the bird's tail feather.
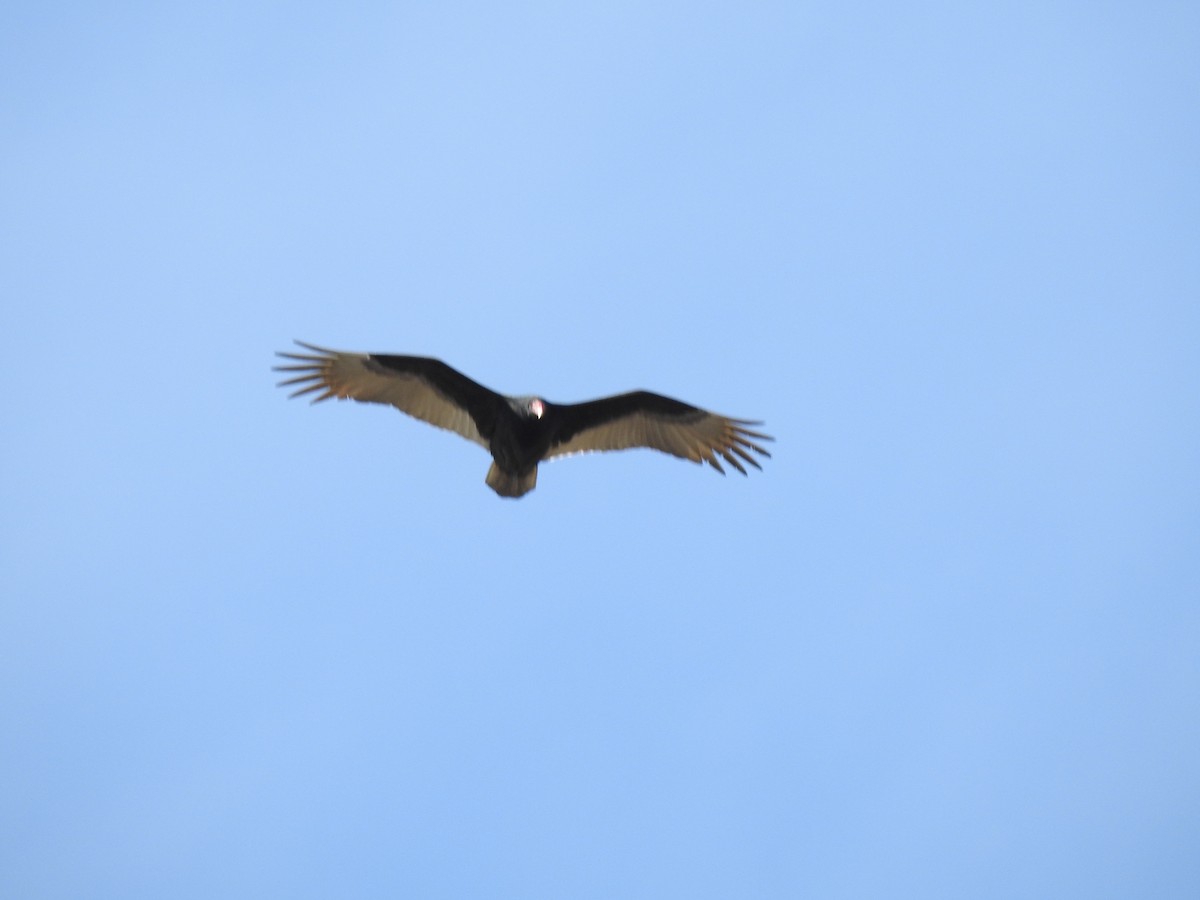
[486,463,537,498]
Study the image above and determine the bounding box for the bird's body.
[274,342,772,498]
[483,395,552,497]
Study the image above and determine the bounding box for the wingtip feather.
[276,373,320,387]
[720,449,748,475]
[287,382,327,399]
[731,445,763,470]
[292,339,336,354]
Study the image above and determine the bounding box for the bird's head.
[509,396,545,420]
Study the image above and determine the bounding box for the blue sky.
[3,2,1198,897]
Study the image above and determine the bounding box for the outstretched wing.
[544,391,772,475]
[273,341,502,448]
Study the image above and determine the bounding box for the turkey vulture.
[274,341,772,498]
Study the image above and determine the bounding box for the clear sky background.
[3,3,1198,898]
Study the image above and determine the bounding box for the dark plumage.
[274,341,773,498]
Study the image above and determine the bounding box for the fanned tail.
[485,463,538,498]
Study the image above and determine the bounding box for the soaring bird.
[274,341,772,498]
